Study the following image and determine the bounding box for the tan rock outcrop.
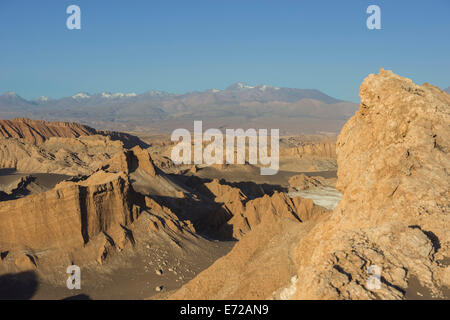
[0,135,124,175]
[0,118,146,148]
[288,174,325,190]
[171,70,449,300]
[203,179,327,239]
[0,118,95,144]
[14,254,38,271]
[106,146,157,177]
[280,141,336,159]
[229,192,323,238]
[291,69,450,299]
[170,194,328,299]
[0,171,141,252]
[144,196,196,235]
[130,146,156,177]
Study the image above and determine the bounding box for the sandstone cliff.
[170,69,450,300]
[0,171,140,252]
[170,194,328,299]
[279,141,336,159]
[0,144,171,276]
[291,69,450,299]
[0,118,146,148]
[0,135,124,175]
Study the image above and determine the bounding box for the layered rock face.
[107,146,157,177]
[171,70,449,300]
[288,173,330,191]
[200,179,327,240]
[170,194,328,299]
[0,118,95,144]
[0,144,163,251]
[0,171,140,251]
[0,135,124,175]
[222,191,325,239]
[0,118,145,148]
[277,139,337,172]
[279,141,336,159]
[291,69,450,299]
[0,146,162,273]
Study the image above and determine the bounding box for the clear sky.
[0,0,449,102]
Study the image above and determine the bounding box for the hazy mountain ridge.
[0,83,358,134]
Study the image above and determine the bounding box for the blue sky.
[0,0,449,102]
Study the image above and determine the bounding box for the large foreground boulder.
[291,69,449,299]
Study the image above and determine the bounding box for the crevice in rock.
[79,186,90,244]
[333,265,352,282]
[380,276,406,295]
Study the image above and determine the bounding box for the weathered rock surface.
[280,141,336,159]
[106,145,157,177]
[0,170,140,251]
[0,174,47,201]
[171,70,450,300]
[0,135,124,175]
[201,178,327,239]
[291,69,450,299]
[277,139,337,172]
[224,191,325,239]
[0,118,95,144]
[0,140,204,280]
[288,173,329,191]
[0,118,146,148]
[170,194,328,299]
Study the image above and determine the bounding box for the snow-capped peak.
[226,82,281,91]
[37,96,49,101]
[72,92,90,99]
[257,85,280,91]
[100,92,137,98]
[236,82,254,89]
[226,82,255,90]
[143,90,171,97]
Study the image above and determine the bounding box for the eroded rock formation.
[0,135,124,175]
[171,69,450,300]
[170,193,328,299]
[0,145,163,276]
[291,69,450,299]
[0,171,140,251]
[279,141,336,159]
[0,118,146,148]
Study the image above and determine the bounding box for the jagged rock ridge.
[170,69,450,300]
[0,118,146,148]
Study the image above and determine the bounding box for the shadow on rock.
[62,294,92,300]
[0,271,38,300]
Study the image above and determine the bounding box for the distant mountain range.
[0,83,359,134]
[445,87,450,94]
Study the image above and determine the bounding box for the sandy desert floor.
[28,239,235,300]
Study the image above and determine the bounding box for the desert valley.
[0,70,448,300]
